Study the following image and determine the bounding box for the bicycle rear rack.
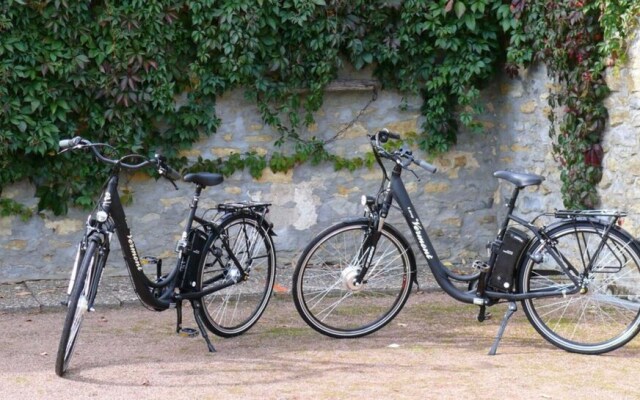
[553,209,627,219]
[217,201,272,213]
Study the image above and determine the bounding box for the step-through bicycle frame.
[291,129,640,355]
[362,133,626,307]
[79,159,273,312]
[57,136,278,376]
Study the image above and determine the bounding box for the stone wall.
[599,34,640,235]
[1,35,638,285]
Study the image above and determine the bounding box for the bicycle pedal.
[472,260,490,272]
[178,327,199,338]
[141,256,159,265]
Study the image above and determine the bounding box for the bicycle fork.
[353,226,383,287]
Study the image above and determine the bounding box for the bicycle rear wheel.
[519,221,640,354]
[55,239,103,376]
[196,214,276,337]
[293,220,414,338]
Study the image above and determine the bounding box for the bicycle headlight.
[96,210,108,222]
[360,195,375,208]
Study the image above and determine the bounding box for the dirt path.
[1,292,638,399]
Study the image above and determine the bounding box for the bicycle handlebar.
[58,136,182,181]
[370,129,438,174]
[415,158,438,174]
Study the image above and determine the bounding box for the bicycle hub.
[341,266,364,291]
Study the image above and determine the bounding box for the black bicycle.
[293,129,640,355]
[55,137,276,377]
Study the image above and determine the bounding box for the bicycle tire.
[519,220,640,354]
[293,219,414,338]
[55,240,99,377]
[196,214,276,337]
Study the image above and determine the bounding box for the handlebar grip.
[59,137,82,150]
[416,159,437,174]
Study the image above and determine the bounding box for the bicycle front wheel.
[519,221,640,354]
[196,214,276,337]
[55,240,101,377]
[293,220,414,338]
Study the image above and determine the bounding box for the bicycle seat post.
[178,184,204,248]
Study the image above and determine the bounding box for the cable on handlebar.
[57,136,181,177]
[369,130,438,175]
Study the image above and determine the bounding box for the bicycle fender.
[516,219,640,292]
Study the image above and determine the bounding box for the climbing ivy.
[0,0,510,215]
[0,0,638,214]
[0,0,217,215]
[505,0,640,208]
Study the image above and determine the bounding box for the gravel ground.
[1,291,639,400]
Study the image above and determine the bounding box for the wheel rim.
[297,224,411,336]
[63,292,88,370]
[200,219,274,334]
[522,225,640,352]
[59,250,95,374]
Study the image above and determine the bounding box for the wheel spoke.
[522,223,640,354]
[198,216,275,337]
[293,222,413,338]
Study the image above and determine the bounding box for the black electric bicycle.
[55,137,276,377]
[293,129,640,355]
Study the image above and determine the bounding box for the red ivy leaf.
[445,0,454,13]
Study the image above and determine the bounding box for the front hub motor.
[341,265,364,291]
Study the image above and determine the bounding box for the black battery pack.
[179,228,208,290]
[489,227,529,291]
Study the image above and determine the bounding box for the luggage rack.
[217,201,271,213]
[530,209,628,226]
[199,201,272,225]
[553,209,627,219]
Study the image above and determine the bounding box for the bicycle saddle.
[183,172,224,187]
[493,171,544,188]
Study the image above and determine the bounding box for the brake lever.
[165,175,179,190]
[400,159,421,181]
[157,164,179,190]
[397,148,421,181]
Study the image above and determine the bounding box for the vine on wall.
[1,0,508,214]
[506,0,640,208]
[0,1,217,214]
[0,0,638,214]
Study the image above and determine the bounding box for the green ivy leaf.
[455,2,466,18]
[465,15,476,31]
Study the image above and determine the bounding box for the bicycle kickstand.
[488,302,517,356]
[190,300,217,353]
[175,300,198,337]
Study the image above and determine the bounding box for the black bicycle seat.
[183,172,224,187]
[493,171,544,188]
